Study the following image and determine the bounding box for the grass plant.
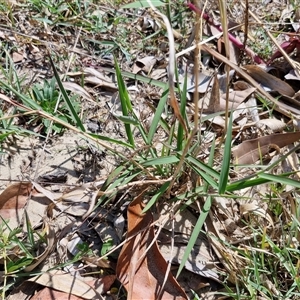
[0,0,300,299]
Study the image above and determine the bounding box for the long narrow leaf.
[114,56,135,147]
[143,181,170,212]
[187,161,218,189]
[86,64,171,89]
[177,195,213,277]
[89,133,134,148]
[148,87,168,143]
[0,80,41,110]
[141,155,179,166]
[226,177,271,192]
[226,172,294,192]
[24,211,35,248]
[177,69,188,151]
[185,155,220,179]
[48,55,85,132]
[218,112,233,194]
[258,173,300,189]
[121,0,165,8]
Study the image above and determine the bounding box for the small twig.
[243,0,249,55]
[193,0,204,138]
[218,0,230,133]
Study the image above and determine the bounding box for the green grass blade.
[121,0,165,8]
[48,55,85,132]
[148,87,169,144]
[0,217,33,259]
[141,155,179,166]
[0,80,41,110]
[98,167,142,206]
[114,56,135,147]
[176,195,213,277]
[218,112,233,194]
[24,211,35,248]
[226,177,271,192]
[89,133,134,148]
[227,172,295,192]
[258,173,300,188]
[202,136,216,192]
[100,165,125,191]
[113,115,140,126]
[82,64,170,90]
[187,162,218,189]
[177,69,188,151]
[185,155,220,180]
[143,181,170,212]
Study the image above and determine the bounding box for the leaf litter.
[1,0,300,299]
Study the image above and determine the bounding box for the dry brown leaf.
[29,270,102,299]
[6,281,40,300]
[170,94,188,135]
[83,67,117,90]
[0,182,32,227]
[240,203,274,227]
[30,287,83,300]
[83,275,116,295]
[232,132,300,164]
[256,119,286,133]
[12,51,24,63]
[0,182,32,209]
[244,65,295,97]
[279,94,300,107]
[24,222,55,272]
[207,73,220,113]
[155,204,219,281]
[222,87,256,104]
[133,56,157,74]
[116,192,187,300]
[62,82,94,101]
[201,44,300,116]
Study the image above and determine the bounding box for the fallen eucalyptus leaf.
[244,65,295,97]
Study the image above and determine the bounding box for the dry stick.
[218,0,230,133]
[190,0,208,161]
[193,0,203,141]
[201,44,300,117]
[176,24,242,59]
[243,0,249,53]
[0,110,40,121]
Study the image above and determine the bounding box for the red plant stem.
[187,2,266,64]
